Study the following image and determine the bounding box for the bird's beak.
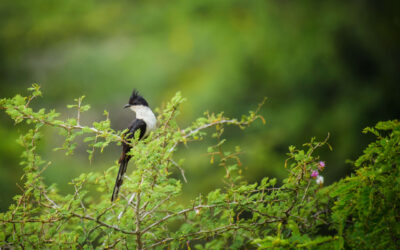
[123,104,131,109]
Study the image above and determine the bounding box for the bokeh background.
[1,1,399,211]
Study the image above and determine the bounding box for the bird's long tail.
[111,158,129,202]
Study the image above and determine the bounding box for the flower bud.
[311,170,319,179]
[318,161,326,171]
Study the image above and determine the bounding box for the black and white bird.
[111,90,157,202]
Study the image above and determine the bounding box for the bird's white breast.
[130,105,157,137]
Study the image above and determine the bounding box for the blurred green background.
[1,1,399,211]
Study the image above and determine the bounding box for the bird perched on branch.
[111,90,157,202]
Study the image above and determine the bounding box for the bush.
[330,120,400,249]
[0,85,398,249]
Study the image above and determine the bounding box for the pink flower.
[311,170,319,179]
[318,161,325,171]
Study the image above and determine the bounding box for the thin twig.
[141,194,172,220]
[118,193,136,220]
[170,160,187,183]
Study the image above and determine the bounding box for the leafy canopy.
[0,85,398,249]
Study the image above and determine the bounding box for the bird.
[111,90,157,202]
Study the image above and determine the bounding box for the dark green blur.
[0,1,399,211]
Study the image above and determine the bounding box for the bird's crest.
[129,89,140,104]
[128,89,149,106]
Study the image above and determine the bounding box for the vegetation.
[1,1,400,208]
[0,86,398,248]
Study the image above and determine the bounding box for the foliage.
[330,120,400,249]
[0,85,398,249]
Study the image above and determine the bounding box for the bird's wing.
[126,118,147,141]
[112,119,147,202]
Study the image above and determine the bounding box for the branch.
[141,198,277,234]
[70,212,137,235]
[10,105,132,145]
[168,119,247,154]
[42,189,137,235]
[145,219,280,249]
[141,194,172,220]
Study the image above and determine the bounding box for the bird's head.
[124,90,149,110]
